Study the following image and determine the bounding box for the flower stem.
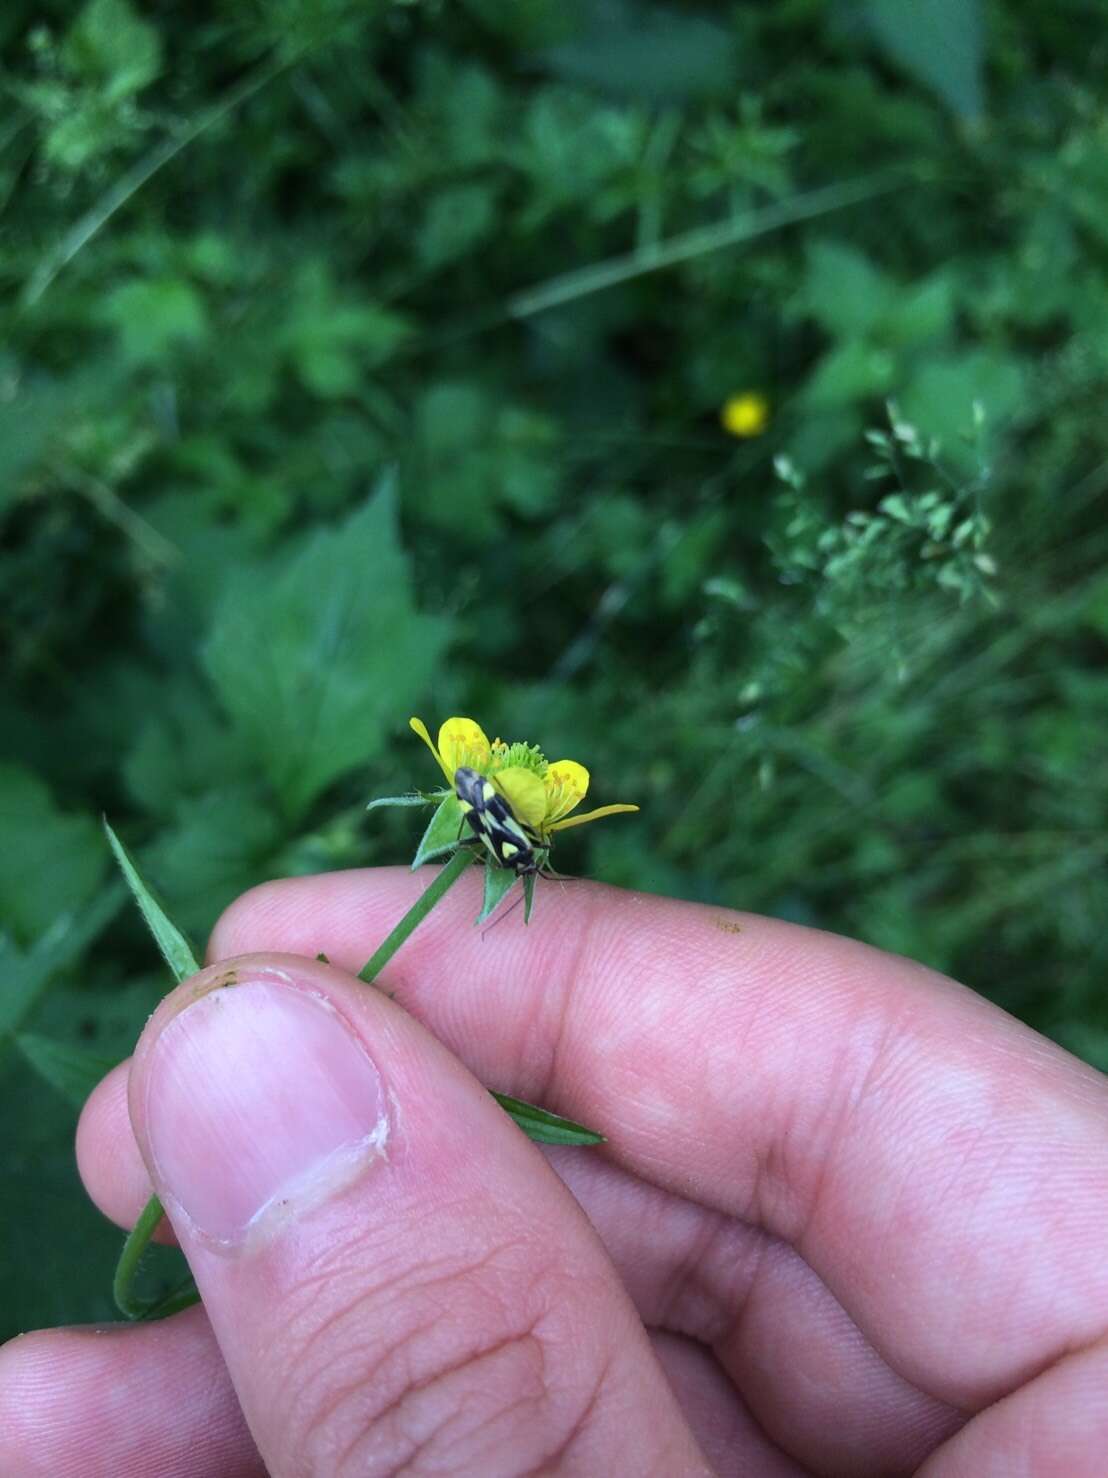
[113,1192,172,1319]
[358,850,472,983]
[114,852,474,1320]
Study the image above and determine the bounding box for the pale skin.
[2,867,1107,1476]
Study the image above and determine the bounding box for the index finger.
[209,866,1108,1409]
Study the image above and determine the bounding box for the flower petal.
[547,803,639,833]
[409,716,453,784]
[437,717,491,778]
[543,760,590,824]
[492,767,547,832]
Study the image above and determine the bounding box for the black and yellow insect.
[454,766,544,876]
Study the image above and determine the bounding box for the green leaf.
[879,493,913,524]
[0,885,123,1037]
[113,1193,194,1321]
[900,352,1022,469]
[138,1273,201,1321]
[541,0,735,102]
[409,384,560,539]
[804,341,895,406]
[16,1033,118,1110]
[476,863,519,924]
[367,793,436,812]
[417,183,498,269]
[882,271,955,347]
[0,366,121,512]
[0,766,107,946]
[491,1092,604,1146]
[28,978,163,1069]
[411,794,465,869]
[278,261,411,398]
[865,0,984,119]
[103,821,200,983]
[202,477,447,820]
[144,785,283,940]
[63,0,162,100]
[0,1055,149,1340]
[1085,575,1108,641]
[122,681,245,818]
[101,278,209,364]
[803,240,893,340]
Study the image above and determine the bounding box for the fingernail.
[143,978,388,1245]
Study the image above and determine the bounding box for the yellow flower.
[409,715,491,782]
[409,715,638,842]
[720,391,770,438]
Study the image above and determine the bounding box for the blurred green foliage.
[2,0,1107,1336]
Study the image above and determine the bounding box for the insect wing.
[454,766,538,874]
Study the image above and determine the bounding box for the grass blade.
[103,819,199,982]
[491,1091,605,1146]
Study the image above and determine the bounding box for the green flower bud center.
[490,739,548,776]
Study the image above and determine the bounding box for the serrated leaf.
[491,1092,604,1146]
[865,0,983,119]
[476,864,518,924]
[103,820,199,982]
[16,1033,118,1110]
[202,477,447,820]
[411,794,465,869]
[144,785,283,940]
[0,766,107,946]
[123,680,245,818]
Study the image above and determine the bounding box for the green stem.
[114,852,474,1320]
[141,1273,201,1321]
[358,850,472,983]
[113,1192,170,1319]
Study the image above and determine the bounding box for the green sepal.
[490,1091,604,1146]
[476,863,517,923]
[103,819,200,982]
[366,791,438,812]
[410,793,464,869]
[522,868,539,923]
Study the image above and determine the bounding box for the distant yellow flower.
[409,715,638,842]
[721,391,770,438]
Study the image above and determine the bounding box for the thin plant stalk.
[114,852,473,1318]
[358,849,471,983]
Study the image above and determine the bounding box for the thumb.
[129,953,708,1478]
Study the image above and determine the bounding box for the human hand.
[3,869,1107,1476]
